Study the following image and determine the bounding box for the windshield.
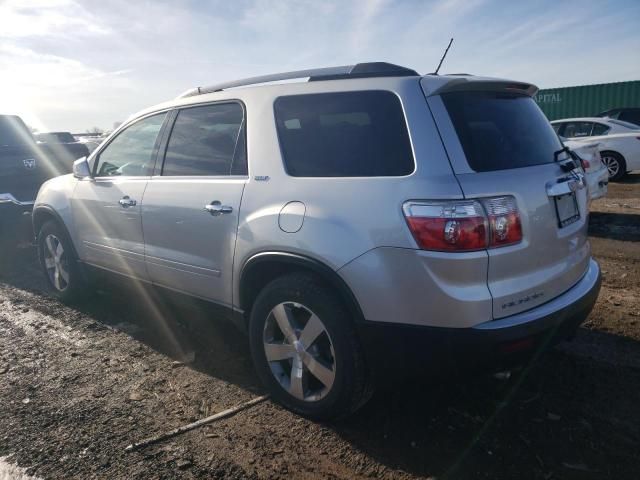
[0,116,33,147]
[442,91,565,172]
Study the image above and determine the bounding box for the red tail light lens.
[481,196,522,247]
[403,201,487,251]
[403,196,522,251]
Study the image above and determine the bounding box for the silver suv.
[33,63,601,418]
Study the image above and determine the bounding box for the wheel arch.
[32,205,80,260]
[600,149,627,167]
[238,252,365,327]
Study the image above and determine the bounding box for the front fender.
[33,174,78,245]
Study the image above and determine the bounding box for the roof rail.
[177,62,419,98]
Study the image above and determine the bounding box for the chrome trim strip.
[83,241,146,262]
[145,254,221,278]
[0,193,35,206]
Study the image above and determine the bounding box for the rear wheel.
[249,272,371,419]
[601,151,626,181]
[37,220,85,302]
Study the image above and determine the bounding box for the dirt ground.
[1,176,639,480]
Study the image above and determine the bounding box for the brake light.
[580,158,590,170]
[403,201,487,251]
[482,196,523,247]
[403,196,522,251]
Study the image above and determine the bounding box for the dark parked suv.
[0,115,67,246]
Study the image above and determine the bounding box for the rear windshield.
[0,116,32,147]
[274,91,414,177]
[442,91,564,172]
[609,119,640,130]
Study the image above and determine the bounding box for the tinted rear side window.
[274,91,414,177]
[591,123,610,136]
[442,92,564,172]
[162,103,245,176]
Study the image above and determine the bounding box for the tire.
[249,272,371,419]
[37,220,85,302]
[600,151,626,181]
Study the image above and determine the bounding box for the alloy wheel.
[43,234,69,292]
[263,302,336,402]
[602,155,620,178]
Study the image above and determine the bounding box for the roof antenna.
[434,38,454,75]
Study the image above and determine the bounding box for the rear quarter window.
[442,91,564,172]
[274,91,414,177]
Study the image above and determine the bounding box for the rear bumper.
[586,166,608,200]
[357,258,601,384]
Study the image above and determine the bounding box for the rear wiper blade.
[553,146,570,162]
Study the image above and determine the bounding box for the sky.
[1,0,639,133]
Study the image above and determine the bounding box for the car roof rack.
[177,62,419,98]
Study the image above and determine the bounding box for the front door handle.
[119,196,137,208]
[204,201,233,216]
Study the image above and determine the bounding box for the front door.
[71,112,167,280]
[142,102,247,306]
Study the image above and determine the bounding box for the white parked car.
[551,117,640,181]
[561,138,608,200]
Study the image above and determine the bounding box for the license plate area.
[554,192,580,228]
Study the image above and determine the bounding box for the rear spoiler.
[422,76,538,97]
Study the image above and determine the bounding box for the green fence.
[534,80,640,120]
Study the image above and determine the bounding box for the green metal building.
[534,80,640,120]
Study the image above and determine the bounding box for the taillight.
[482,196,523,247]
[403,196,522,252]
[580,158,590,170]
[403,201,487,251]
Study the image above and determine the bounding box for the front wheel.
[37,220,85,302]
[249,273,371,419]
[601,151,626,181]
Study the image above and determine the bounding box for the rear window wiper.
[554,146,579,172]
[553,145,570,162]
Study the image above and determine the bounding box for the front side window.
[162,103,245,176]
[562,122,593,138]
[95,113,166,177]
[274,91,414,177]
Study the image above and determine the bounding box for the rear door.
[71,112,167,279]
[425,84,590,319]
[141,102,247,306]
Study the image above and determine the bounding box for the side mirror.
[73,157,92,179]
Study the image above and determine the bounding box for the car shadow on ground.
[589,211,640,242]
[2,245,640,479]
[619,174,640,185]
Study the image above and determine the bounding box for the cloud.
[0,0,110,39]
[0,0,639,131]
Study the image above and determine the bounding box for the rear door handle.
[119,196,137,208]
[204,201,233,216]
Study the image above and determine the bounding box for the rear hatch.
[423,79,591,318]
